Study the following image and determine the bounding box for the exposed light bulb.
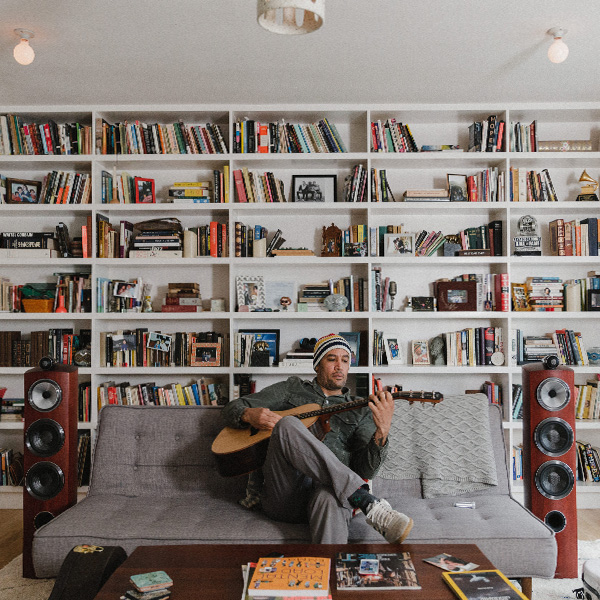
[547,27,569,64]
[13,29,35,66]
[257,0,324,35]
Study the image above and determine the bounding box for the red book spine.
[210,221,218,257]
[233,169,247,202]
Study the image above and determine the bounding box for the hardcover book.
[442,569,527,600]
[335,552,420,590]
[130,570,173,593]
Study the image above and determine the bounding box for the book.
[123,588,171,600]
[248,557,330,597]
[423,553,479,572]
[335,552,420,590]
[130,571,173,593]
[442,569,527,599]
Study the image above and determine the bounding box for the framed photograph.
[134,177,155,204]
[113,282,139,298]
[436,280,477,311]
[264,280,296,311]
[512,283,531,311]
[383,233,415,256]
[383,334,404,364]
[146,332,172,352]
[239,329,280,366]
[6,178,41,204]
[111,333,136,353]
[321,223,343,257]
[412,340,430,365]
[236,275,265,310]
[411,296,435,311]
[588,289,600,311]
[447,174,468,202]
[339,331,360,367]
[292,174,337,203]
[191,342,221,367]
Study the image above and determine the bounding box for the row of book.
[467,116,505,152]
[467,168,504,203]
[0,328,90,367]
[99,329,228,368]
[515,329,589,366]
[97,377,225,410]
[41,171,91,205]
[370,119,419,152]
[96,118,228,155]
[96,276,148,313]
[0,115,93,155]
[343,164,368,202]
[297,278,368,313]
[509,168,558,202]
[509,120,537,152]
[232,118,347,153]
[574,378,600,420]
[370,267,397,312]
[441,327,504,367]
[233,168,286,203]
[77,432,91,487]
[0,448,22,486]
[549,217,599,257]
[0,397,24,422]
[183,224,229,258]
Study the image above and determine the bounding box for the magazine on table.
[423,552,480,572]
[442,569,528,600]
[335,552,421,590]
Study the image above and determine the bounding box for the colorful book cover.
[248,557,330,597]
[423,553,479,572]
[129,570,173,592]
[335,552,420,590]
[442,569,527,600]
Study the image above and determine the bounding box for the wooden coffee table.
[94,543,495,599]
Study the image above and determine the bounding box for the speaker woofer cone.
[536,377,570,411]
[535,461,575,500]
[544,510,567,533]
[27,379,62,412]
[25,462,64,500]
[33,511,55,530]
[534,417,574,457]
[25,419,65,457]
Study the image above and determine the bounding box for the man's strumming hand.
[241,407,281,430]
[368,390,394,446]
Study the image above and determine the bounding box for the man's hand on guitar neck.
[241,407,282,430]
[368,390,394,447]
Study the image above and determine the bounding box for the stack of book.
[403,189,449,202]
[123,571,173,600]
[525,276,563,311]
[0,397,24,422]
[0,231,58,258]
[282,350,314,367]
[370,119,418,152]
[167,181,211,204]
[298,282,330,312]
[130,219,183,258]
[522,335,558,363]
[162,282,202,313]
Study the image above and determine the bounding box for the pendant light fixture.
[13,29,35,66]
[257,0,324,35]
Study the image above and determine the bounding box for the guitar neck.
[297,390,443,421]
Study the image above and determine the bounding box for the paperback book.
[335,552,420,590]
[442,569,527,600]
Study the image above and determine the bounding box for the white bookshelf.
[1,103,599,508]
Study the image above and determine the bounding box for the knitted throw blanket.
[377,394,498,498]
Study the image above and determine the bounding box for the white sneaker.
[365,499,413,544]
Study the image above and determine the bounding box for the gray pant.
[260,415,366,543]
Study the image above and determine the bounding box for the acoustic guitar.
[211,390,443,477]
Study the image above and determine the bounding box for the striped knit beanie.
[313,333,352,370]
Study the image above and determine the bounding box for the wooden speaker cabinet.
[23,358,79,579]
[522,356,577,579]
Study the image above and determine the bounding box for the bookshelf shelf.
[1,102,599,507]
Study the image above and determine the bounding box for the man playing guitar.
[221,333,414,544]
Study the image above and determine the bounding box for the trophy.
[576,170,599,201]
[513,214,541,256]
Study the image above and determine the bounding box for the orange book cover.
[248,557,330,597]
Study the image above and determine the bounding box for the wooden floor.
[1,509,599,572]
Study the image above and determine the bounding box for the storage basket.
[22,299,54,313]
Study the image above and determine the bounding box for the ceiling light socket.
[547,27,567,39]
[14,28,35,41]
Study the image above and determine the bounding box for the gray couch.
[32,399,557,580]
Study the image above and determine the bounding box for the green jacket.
[221,376,388,480]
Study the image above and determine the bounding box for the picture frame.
[113,282,139,298]
[134,177,155,204]
[411,296,435,311]
[447,173,468,202]
[383,334,404,364]
[436,280,477,311]
[264,280,296,311]
[339,331,360,367]
[588,289,600,311]
[236,275,266,310]
[383,233,415,256]
[5,178,41,204]
[292,174,337,203]
[191,342,221,367]
[321,223,343,257]
[146,332,172,352]
[512,283,531,311]
[412,340,430,365]
[238,329,280,366]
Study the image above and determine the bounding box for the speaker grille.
[535,461,575,500]
[25,419,65,457]
[25,462,65,501]
[27,379,62,412]
[536,377,570,411]
[534,417,574,457]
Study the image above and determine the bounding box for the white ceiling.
[0,0,596,107]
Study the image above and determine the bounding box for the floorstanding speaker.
[522,355,577,579]
[23,358,79,579]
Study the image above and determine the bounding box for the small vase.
[55,294,67,313]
